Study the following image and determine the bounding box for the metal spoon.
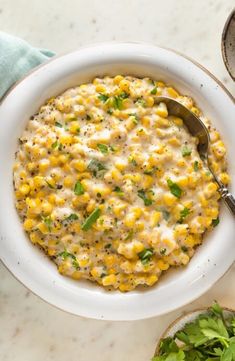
[155,96,235,216]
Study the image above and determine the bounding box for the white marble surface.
[0,0,235,360]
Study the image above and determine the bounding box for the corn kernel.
[102,274,117,286]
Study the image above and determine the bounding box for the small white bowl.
[0,43,234,321]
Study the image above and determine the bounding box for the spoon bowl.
[155,96,235,216]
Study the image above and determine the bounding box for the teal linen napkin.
[0,32,55,98]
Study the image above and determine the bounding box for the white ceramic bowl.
[0,43,234,321]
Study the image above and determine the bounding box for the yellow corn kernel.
[168,137,180,147]
[167,87,179,98]
[63,176,73,188]
[142,175,154,188]
[55,197,65,206]
[26,162,36,172]
[146,274,158,286]
[113,203,127,217]
[56,98,72,113]
[184,235,196,247]
[177,176,188,188]
[72,159,87,172]
[70,271,81,280]
[136,221,145,231]
[37,222,49,234]
[39,160,50,174]
[41,202,53,215]
[102,274,117,286]
[23,218,36,231]
[156,102,168,118]
[115,160,127,172]
[163,193,176,206]
[19,183,30,195]
[170,116,183,127]
[219,172,230,185]
[95,84,106,93]
[124,214,135,228]
[125,116,137,131]
[211,141,226,159]
[174,224,188,238]
[72,193,90,207]
[79,255,90,267]
[205,207,219,218]
[111,168,122,181]
[49,155,59,166]
[157,260,169,271]
[70,223,81,233]
[86,200,96,213]
[119,79,130,92]
[90,267,100,278]
[29,232,40,244]
[113,75,124,85]
[141,116,151,127]
[104,255,116,267]
[150,211,161,227]
[60,135,73,146]
[146,96,154,107]
[204,182,218,198]
[48,194,56,204]
[69,121,80,134]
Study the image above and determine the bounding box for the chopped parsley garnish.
[74,181,85,196]
[160,248,167,255]
[58,251,80,269]
[104,243,112,249]
[113,92,128,110]
[153,302,235,361]
[144,167,158,175]
[45,180,55,189]
[194,160,199,171]
[124,230,134,241]
[52,140,58,149]
[150,86,158,95]
[98,93,109,102]
[87,159,106,177]
[137,189,153,206]
[138,248,154,265]
[167,179,182,198]
[136,98,146,107]
[156,207,170,221]
[81,208,101,231]
[212,217,220,227]
[55,121,63,128]
[64,213,79,222]
[42,215,53,232]
[113,186,124,196]
[97,143,109,154]
[178,207,190,223]
[182,145,192,157]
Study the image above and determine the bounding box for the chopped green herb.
[98,93,109,102]
[113,93,128,110]
[150,86,158,95]
[58,251,80,269]
[153,302,235,361]
[137,189,153,206]
[160,248,167,255]
[182,145,192,157]
[107,109,113,115]
[46,180,55,189]
[178,207,190,223]
[124,230,134,241]
[113,186,124,196]
[212,217,220,227]
[88,159,106,177]
[86,114,91,120]
[138,248,154,265]
[104,243,112,249]
[64,213,79,222]
[194,160,199,171]
[97,143,109,154]
[42,216,53,232]
[181,246,188,252]
[55,121,63,128]
[167,179,182,198]
[81,208,101,231]
[136,98,146,107]
[143,167,158,175]
[100,272,107,278]
[52,140,59,149]
[74,181,85,196]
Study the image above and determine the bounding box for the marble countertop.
[0,0,234,360]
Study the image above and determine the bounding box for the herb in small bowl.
[152,303,235,361]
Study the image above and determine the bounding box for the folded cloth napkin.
[0,32,55,98]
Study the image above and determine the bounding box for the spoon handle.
[219,186,235,216]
